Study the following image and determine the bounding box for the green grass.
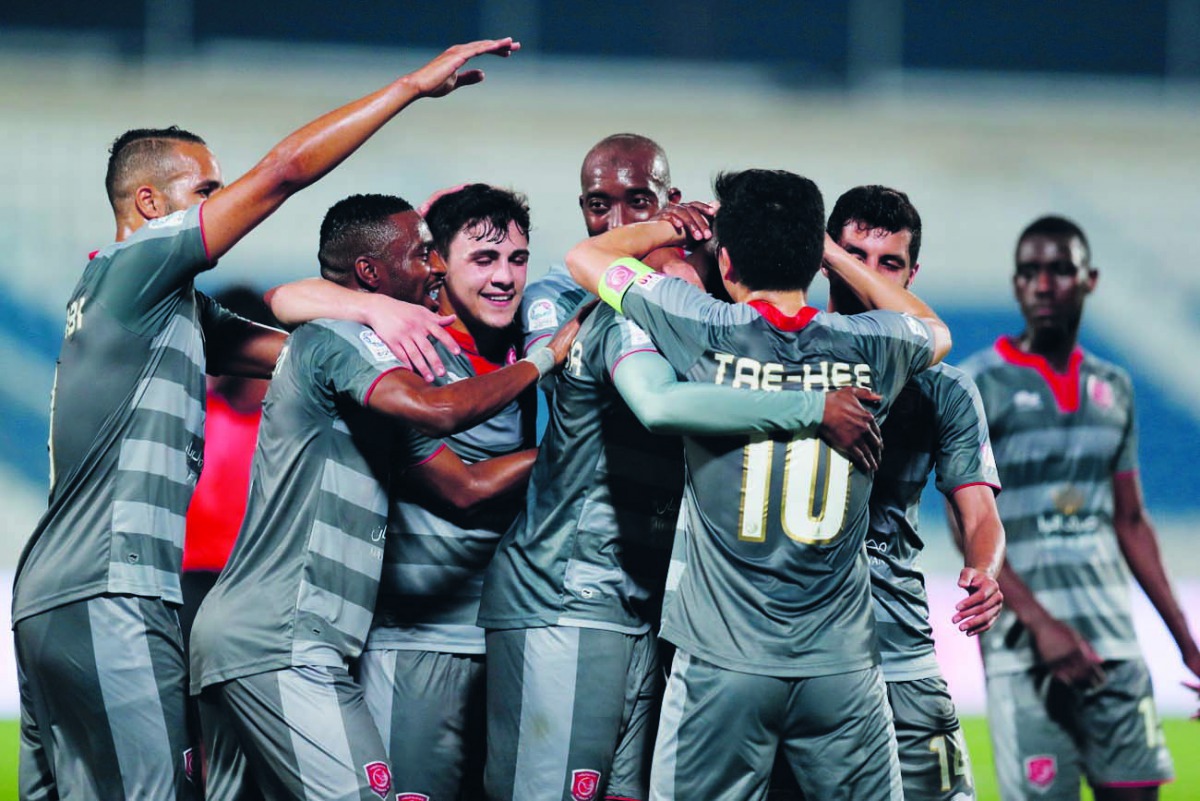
[0,716,1194,799]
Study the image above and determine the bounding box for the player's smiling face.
[1014,232,1095,335]
[439,220,529,330]
[831,222,917,313]
[378,212,444,311]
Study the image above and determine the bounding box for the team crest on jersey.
[570,769,601,801]
[1024,755,1056,790]
[636,271,665,291]
[1013,389,1043,411]
[359,330,396,363]
[396,794,430,801]
[980,440,997,472]
[527,298,558,331]
[182,748,195,783]
[147,209,187,229]
[1087,374,1114,410]
[362,761,392,799]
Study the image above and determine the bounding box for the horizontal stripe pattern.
[320,459,387,516]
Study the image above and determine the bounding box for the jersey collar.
[994,335,1083,413]
[748,300,820,331]
[447,326,517,375]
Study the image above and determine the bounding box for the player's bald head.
[105,126,208,212]
[580,133,672,191]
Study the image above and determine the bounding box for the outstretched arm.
[1112,471,1200,680]
[404,446,536,512]
[200,38,519,261]
[265,278,458,382]
[944,484,1005,636]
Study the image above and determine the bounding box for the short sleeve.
[394,426,446,470]
[521,270,591,355]
[601,314,660,380]
[618,269,740,376]
[848,310,935,400]
[309,322,406,407]
[930,368,1002,496]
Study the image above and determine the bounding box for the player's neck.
[739,288,808,316]
[451,314,516,364]
[1018,327,1079,372]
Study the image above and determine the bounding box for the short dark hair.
[424,184,530,256]
[826,185,923,263]
[105,126,207,210]
[714,169,825,292]
[318,194,415,284]
[1017,215,1090,264]
[212,285,277,328]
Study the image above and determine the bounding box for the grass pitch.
[0,716,1195,799]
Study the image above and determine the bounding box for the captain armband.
[597,258,655,314]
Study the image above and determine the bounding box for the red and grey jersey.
[478,303,683,635]
[189,319,440,692]
[13,205,246,623]
[520,263,592,356]
[609,269,933,678]
[369,329,534,655]
[962,337,1141,674]
[868,363,1000,681]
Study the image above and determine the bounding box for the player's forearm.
[206,322,286,378]
[567,219,682,297]
[445,450,537,510]
[951,486,1005,578]
[401,362,540,437]
[996,562,1055,631]
[1117,517,1200,662]
[613,353,824,436]
[266,278,378,328]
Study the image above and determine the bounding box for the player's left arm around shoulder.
[403,445,536,513]
[1112,470,1200,674]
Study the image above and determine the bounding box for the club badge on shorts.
[182,748,194,783]
[571,768,602,801]
[1025,755,1057,791]
[363,761,393,799]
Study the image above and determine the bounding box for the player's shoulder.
[1080,348,1133,389]
[956,341,1007,381]
[917,361,979,397]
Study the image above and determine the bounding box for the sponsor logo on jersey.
[902,314,929,340]
[1087,374,1114,410]
[363,761,393,799]
[527,298,558,332]
[1013,390,1043,411]
[147,209,188,229]
[636,271,665,291]
[570,768,601,801]
[359,330,396,363]
[1024,755,1056,790]
[396,794,430,801]
[604,263,637,293]
[1052,484,1085,515]
[183,748,194,783]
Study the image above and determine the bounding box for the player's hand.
[1030,617,1106,688]
[655,202,717,248]
[404,38,520,98]
[952,568,1003,636]
[542,299,598,369]
[364,294,459,382]
[816,387,883,473]
[1183,680,1200,721]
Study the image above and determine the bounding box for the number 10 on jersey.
[738,435,852,545]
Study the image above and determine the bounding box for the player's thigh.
[887,676,974,801]
[15,595,193,800]
[780,666,902,801]
[484,626,638,801]
[986,669,1083,801]
[359,648,485,801]
[17,657,57,801]
[1078,660,1174,791]
[650,650,784,801]
[212,665,392,801]
[606,631,664,801]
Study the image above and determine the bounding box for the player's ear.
[1083,266,1098,294]
[578,194,586,211]
[718,246,735,282]
[667,187,682,204]
[907,261,920,289]
[354,256,382,292]
[133,185,166,220]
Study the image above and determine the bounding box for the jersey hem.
[361,641,486,656]
[666,636,878,678]
[11,582,171,627]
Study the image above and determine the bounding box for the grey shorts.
[199,664,391,801]
[357,648,485,801]
[15,594,195,800]
[887,676,974,801]
[484,625,662,801]
[652,651,901,801]
[987,659,1174,800]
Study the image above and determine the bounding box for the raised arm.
[944,485,1005,636]
[610,351,884,472]
[201,38,519,261]
[822,235,951,365]
[1112,471,1200,680]
[266,278,458,382]
[567,217,690,297]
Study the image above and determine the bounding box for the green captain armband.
[598,257,655,314]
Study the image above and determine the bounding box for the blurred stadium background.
[1,0,1198,793]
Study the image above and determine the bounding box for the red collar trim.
[88,250,100,260]
[994,336,1083,413]
[748,300,820,332]
[447,326,516,375]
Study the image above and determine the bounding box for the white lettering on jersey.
[65,296,86,338]
[712,353,873,392]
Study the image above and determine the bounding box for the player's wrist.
[520,346,556,380]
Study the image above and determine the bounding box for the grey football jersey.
[190,319,439,691]
[614,271,933,677]
[962,337,1141,674]
[368,335,534,655]
[868,363,1000,681]
[477,303,682,635]
[14,205,244,624]
[520,263,592,355]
